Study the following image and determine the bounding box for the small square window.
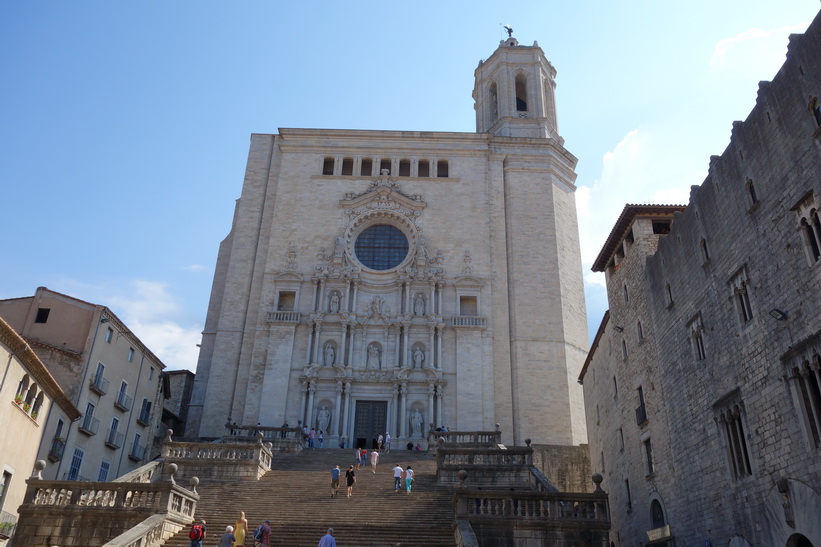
[105,328,113,343]
[34,308,50,323]
[127,348,134,362]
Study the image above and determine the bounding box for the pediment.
[340,177,426,216]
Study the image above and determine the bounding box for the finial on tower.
[503,24,514,38]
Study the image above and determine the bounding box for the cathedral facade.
[186,36,588,449]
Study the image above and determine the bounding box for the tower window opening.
[360,158,373,176]
[399,159,411,177]
[418,160,430,177]
[322,157,335,176]
[515,73,528,112]
[341,158,354,176]
[437,160,449,178]
[379,159,391,175]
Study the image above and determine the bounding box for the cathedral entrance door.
[354,401,387,449]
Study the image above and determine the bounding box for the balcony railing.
[47,436,66,462]
[0,510,17,540]
[89,374,109,396]
[78,415,100,436]
[452,315,487,328]
[129,443,146,462]
[114,392,133,412]
[635,404,648,426]
[105,429,124,449]
[266,311,301,323]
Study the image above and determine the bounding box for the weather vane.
[503,24,514,38]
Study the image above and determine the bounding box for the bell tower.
[473,34,559,138]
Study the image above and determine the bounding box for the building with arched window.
[186,34,590,470]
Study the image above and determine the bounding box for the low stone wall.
[161,441,272,481]
[13,479,197,547]
[436,446,533,487]
[530,444,592,493]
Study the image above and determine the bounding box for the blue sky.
[2,1,819,371]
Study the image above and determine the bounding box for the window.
[515,73,528,112]
[398,159,411,176]
[341,158,353,175]
[107,417,121,448]
[665,283,674,308]
[322,157,335,175]
[127,347,134,362]
[418,160,430,177]
[793,197,820,264]
[613,376,618,398]
[354,225,409,271]
[618,428,624,451]
[652,221,671,235]
[277,291,296,311]
[637,321,644,341]
[459,296,478,316]
[34,308,50,323]
[717,403,752,479]
[621,340,628,361]
[651,499,666,529]
[130,433,145,461]
[700,238,710,263]
[115,381,131,411]
[623,284,629,303]
[360,158,373,176]
[67,448,84,481]
[787,355,821,449]
[624,479,632,511]
[0,471,11,511]
[730,270,753,324]
[105,327,113,343]
[643,438,655,475]
[138,399,152,426]
[98,461,110,482]
[746,178,758,206]
[436,160,449,178]
[379,159,391,175]
[149,367,155,381]
[689,315,706,360]
[635,386,647,425]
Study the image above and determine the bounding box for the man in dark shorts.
[330,465,340,497]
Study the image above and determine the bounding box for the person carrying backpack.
[188,519,206,547]
[253,520,271,546]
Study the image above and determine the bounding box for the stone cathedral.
[186,35,589,450]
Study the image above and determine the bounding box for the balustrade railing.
[429,430,501,446]
[451,316,487,328]
[437,447,533,467]
[266,311,301,323]
[161,440,273,481]
[454,490,609,528]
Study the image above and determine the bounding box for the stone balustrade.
[161,440,272,481]
[437,446,533,486]
[113,460,162,484]
[454,489,610,529]
[13,476,198,547]
[102,513,184,547]
[429,429,501,446]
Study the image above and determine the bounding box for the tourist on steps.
[405,465,414,493]
[318,527,336,547]
[370,449,379,473]
[218,526,235,547]
[392,464,403,492]
[345,464,356,497]
[232,512,248,546]
[354,448,362,470]
[330,465,341,497]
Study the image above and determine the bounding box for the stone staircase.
[162,448,456,547]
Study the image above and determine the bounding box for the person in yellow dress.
[232,511,248,546]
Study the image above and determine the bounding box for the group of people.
[329,446,416,499]
[188,514,335,546]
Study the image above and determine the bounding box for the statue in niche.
[410,409,423,438]
[329,293,340,313]
[413,294,425,316]
[413,347,425,369]
[366,344,381,369]
[317,406,331,434]
[323,343,336,367]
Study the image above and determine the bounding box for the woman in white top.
[404,466,414,493]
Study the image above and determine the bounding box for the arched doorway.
[786,534,814,547]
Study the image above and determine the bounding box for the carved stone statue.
[410,409,423,438]
[413,294,425,316]
[413,347,425,369]
[366,344,381,369]
[317,406,331,434]
[324,343,335,367]
[329,293,340,313]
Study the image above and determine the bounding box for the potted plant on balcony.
[0,520,15,538]
[22,402,31,413]
[31,410,39,420]
[13,394,23,405]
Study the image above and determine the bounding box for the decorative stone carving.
[366,343,381,369]
[413,293,426,316]
[413,347,425,369]
[317,406,331,434]
[285,244,299,272]
[323,342,336,367]
[329,292,340,313]
[463,250,474,276]
[410,408,424,438]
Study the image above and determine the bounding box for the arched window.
[746,178,758,205]
[700,238,710,262]
[650,499,666,528]
[360,158,373,176]
[515,73,528,112]
[379,159,391,175]
[802,214,821,262]
[398,159,411,177]
[436,160,449,178]
[341,158,354,176]
[418,160,430,178]
[322,157,335,176]
[488,81,498,119]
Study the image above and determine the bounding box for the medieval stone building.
[581,11,821,546]
[186,34,589,451]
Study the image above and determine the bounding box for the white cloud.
[182,264,206,272]
[709,23,808,76]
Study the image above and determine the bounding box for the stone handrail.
[23,480,196,514]
[454,489,610,529]
[113,460,163,483]
[429,430,501,446]
[225,423,302,440]
[453,518,480,547]
[102,513,186,547]
[451,316,487,328]
[161,441,272,481]
[437,446,533,467]
[266,311,301,323]
[528,466,559,493]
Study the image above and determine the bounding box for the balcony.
[137,409,151,427]
[78,415,100,436]
[128,443,146,462]
[105,429,124,449]
[635,404,648,426]
[89,374,109,396]
[47,436,66,462]
[114,392,133,412]
[452,315,487,328]
[0,510,17,540]
[266,311,300,323]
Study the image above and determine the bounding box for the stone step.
[162,449,455,546]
